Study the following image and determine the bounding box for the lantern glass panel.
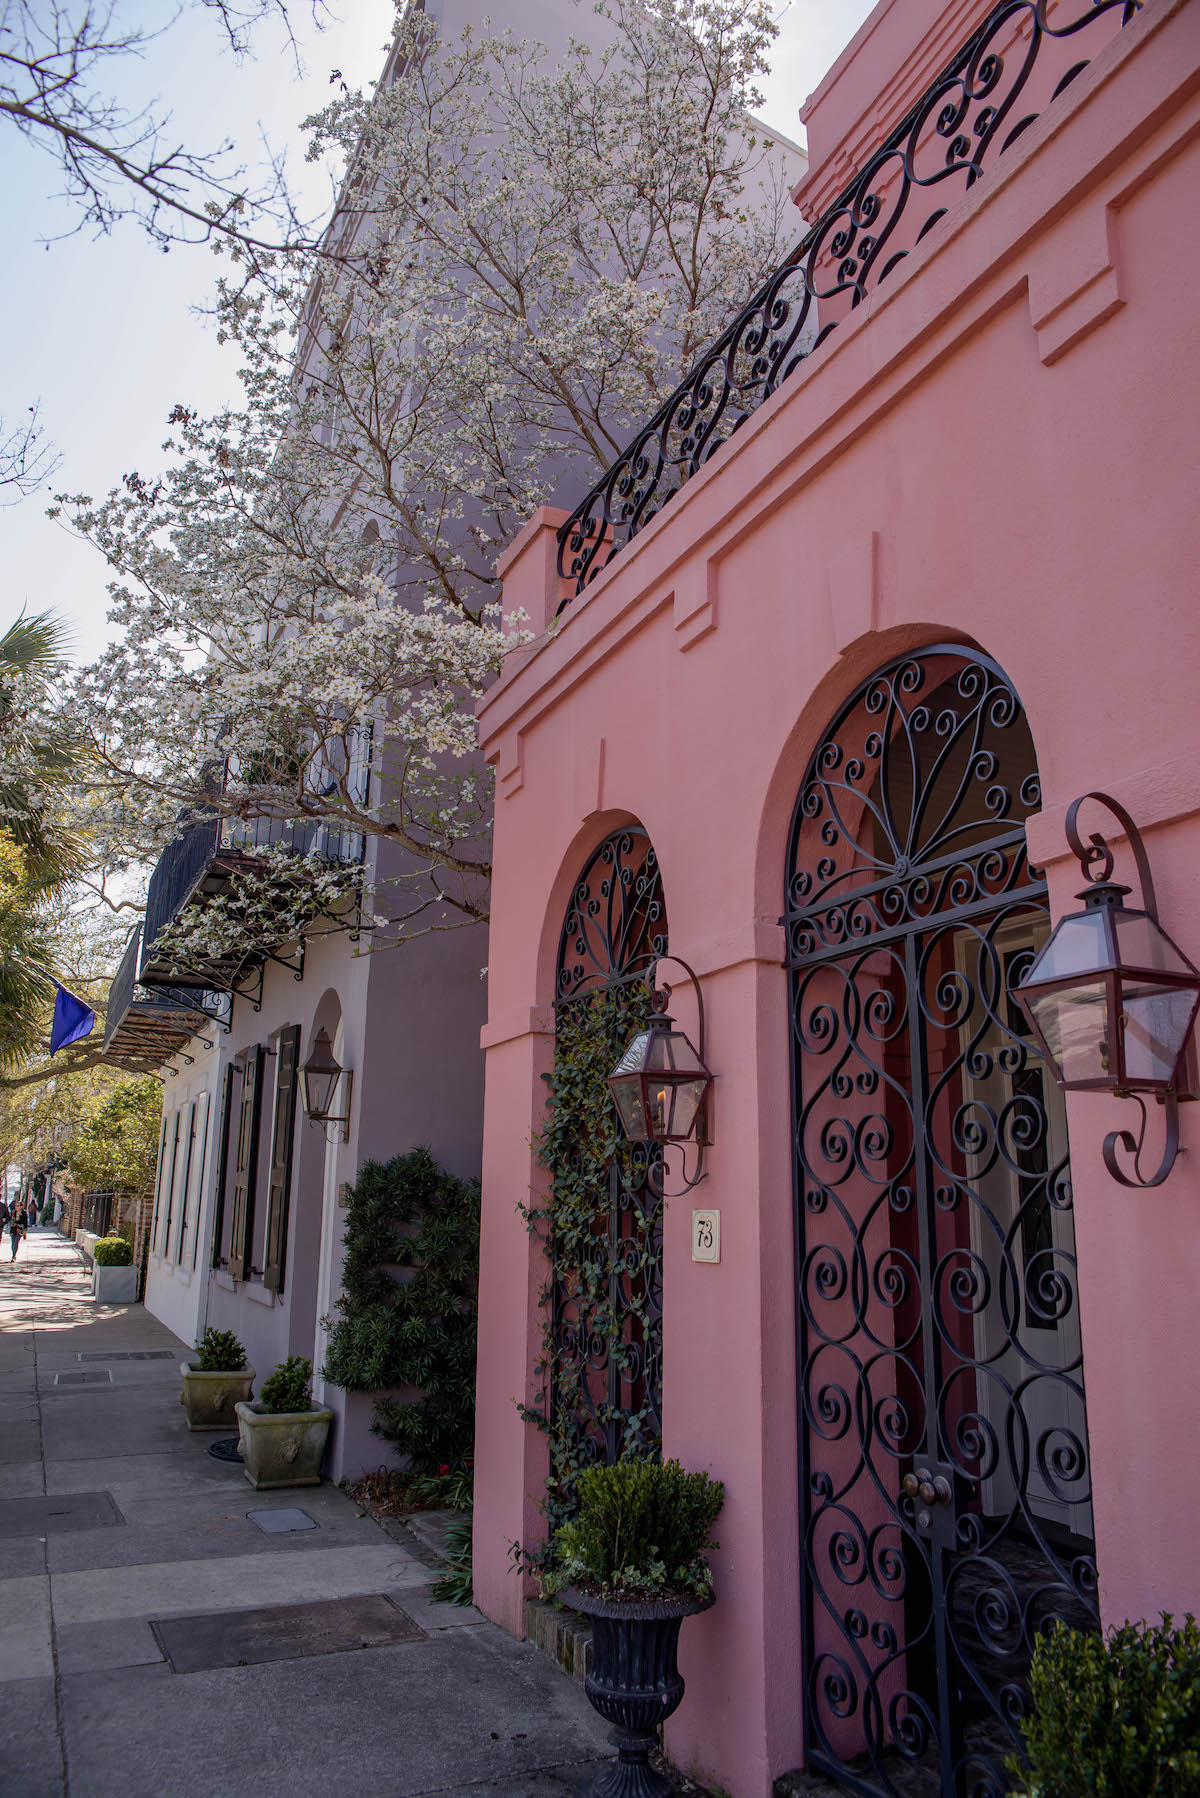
[651,1077,706,1141]
[610,1070,649,1141]
[1120,979,1200,1087]
[1113,910,1199,976]
[1027,909,1112,981]
[1026,980,1111,1085]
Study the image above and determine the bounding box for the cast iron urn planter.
[563,1585,714,1798]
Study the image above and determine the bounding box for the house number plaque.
[691,1209,720,1263]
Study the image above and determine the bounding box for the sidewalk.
[0,1229,612,1798]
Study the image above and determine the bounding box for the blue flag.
[49,985,95,1056]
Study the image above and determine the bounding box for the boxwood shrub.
[92,1235,133,1267]
[1012,1614,1200,1796]
[193,1327,247,1372]
[547,1457,724,1602]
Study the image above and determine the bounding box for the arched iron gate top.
[557,826,668,1005]
[785,644,1043,965]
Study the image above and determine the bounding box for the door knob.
[932,1475,953,1507]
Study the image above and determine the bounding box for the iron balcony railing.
[103,927,143,1051]
[558,0,1139,597]
[138,724,372,980]
[141,816,220,968]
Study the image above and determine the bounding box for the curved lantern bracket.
[1065,790,1161,922]
[1103,1092,1180,1191]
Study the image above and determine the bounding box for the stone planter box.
[235,1400,333,1489]
[180,1363,256,1431]
[92,1262,137,1303]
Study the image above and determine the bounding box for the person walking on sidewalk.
[7,1204,27,1260]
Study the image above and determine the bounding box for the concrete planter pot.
[179,1363,256,1431]
[563,1585,714,1798]
[92,1262,137,1304]
[235,1400,333,1489]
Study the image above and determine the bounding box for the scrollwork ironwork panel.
[551,829,668,1473]
[558,0,1138,598]
[787,648,1098,1798]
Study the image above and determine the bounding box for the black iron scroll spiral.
[786,648,1098,1798]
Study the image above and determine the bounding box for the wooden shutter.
[210,1066,236,1269]
[159,1111,181,1259]
[175,1101,196,1264]
[191,1091,212,1273]
[263,1026,300,1294]
[227,1046,264,1282]
[148,1117,169,1254]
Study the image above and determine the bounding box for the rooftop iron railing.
[558,0,1139,597]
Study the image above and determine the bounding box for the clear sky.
[0,0,876,665]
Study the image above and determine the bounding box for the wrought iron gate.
[786,648,1098,1798]
[550,827,668,1467]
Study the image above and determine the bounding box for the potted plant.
[235,1356,333,1489]
[91,1235,137,1304]
[547,1457,724,1798]
[180,1328,255,1431]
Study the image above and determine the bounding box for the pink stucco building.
[471,1,1200,1793]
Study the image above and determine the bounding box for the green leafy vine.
[519,982,662,1578]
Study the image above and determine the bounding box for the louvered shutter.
[175,1101,197,1264]
[191,1091,211,1273]
[263,1026,300,1294]
[210,1066,235,1269]
[148,1117,169,1254]
[227,1046,265,1281]
[160,1111,181,1258]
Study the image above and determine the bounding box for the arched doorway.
[786,646,1097,1797]
[545,826,668,1480]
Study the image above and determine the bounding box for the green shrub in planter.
[194,1328,247,1372]
[259,1356,313,1414]
[546,1457,724,1602]
[92,1236,133,1267]
[1011,1613,1200,1797]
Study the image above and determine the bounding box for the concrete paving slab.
[0,1674,63,1798]
[0,1422,41,1464]
[51,1542,426,1625]
[46,1503,381,1573]
[55,1618,164,1676]
[388,1581,489,1635]
[439,1766,611,1797]
[0,1463,45,1499]
[61,1628,612,1798]
[43,1451,247,1500]
[39,1397,195,1462]
[0,1576,52,1680]
[0,1540,49,1579]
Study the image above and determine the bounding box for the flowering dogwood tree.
[60,0,794,967]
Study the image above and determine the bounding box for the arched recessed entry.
[546,826,668,1474]
[785,646,1097,1798]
